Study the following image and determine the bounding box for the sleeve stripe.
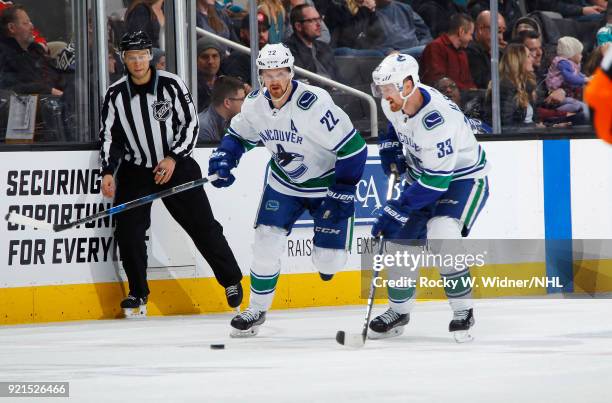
[228,127,258,145]
[418,173,452,191]
[338,142,367,160]
[332,128,357,152]
[99,89,117,172]
[171,79,198,157]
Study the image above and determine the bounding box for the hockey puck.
[210,344,225,350]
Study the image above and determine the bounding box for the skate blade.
[367,326,405,340]
[123,306,147,319]
[230,325,260,338]
[452,330,474,343]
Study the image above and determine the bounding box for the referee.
[99,31,243,318]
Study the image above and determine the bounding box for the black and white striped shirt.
[99,68,199,175]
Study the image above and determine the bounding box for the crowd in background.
[0,0,611,142]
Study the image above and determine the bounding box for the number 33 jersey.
[227,80,366,197]
[382,84,489,192]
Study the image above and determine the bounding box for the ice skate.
[121,295,147,318]
[225,282,243,309]
[230,308,266,338]
[368,308,409,339]
[449,308,475,343]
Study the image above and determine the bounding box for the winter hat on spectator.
[197,38,222,56]
[557,36,583,58]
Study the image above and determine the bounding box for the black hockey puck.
[210,344,225,350]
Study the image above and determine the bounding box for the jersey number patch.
[436,138,453,158]
[297,91,318,110]
[320,110,339,132]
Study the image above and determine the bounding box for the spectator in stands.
[258,0,285,43]
[151,48,166,70]
[196,0,238,49]
[415,0,467,39]
[221,13,270,86]
[0,4,63,95]
[286,4,341,81]
[513,30,547,82]
[596,6,612,46]
[584,42,611,75]
[283,0,331,43]
[466,0,522,35]
[125,0,165,49]
[0,0,46,49]
[375,0,432,58]
[545,36,591,115]
[196,38,223,113]
[198,76,246,142]
[331,0,386,56]
[467,10,507,89]
[535,0,605,22]
[421,13,477,90]
[486,43,537,127]
[108,44,123,83]
[434,76,487,121]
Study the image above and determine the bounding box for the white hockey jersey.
[227,80,366,197]
[382,85,489,193]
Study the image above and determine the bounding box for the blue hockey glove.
[371,200,411,238]
[314,184,356,222]
[378,138,407,177]
[208,149,237,188]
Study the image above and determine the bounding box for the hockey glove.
[208,149,237,188]
[378,138,407,177]
[371,200,411,239]
[314,184,356,222]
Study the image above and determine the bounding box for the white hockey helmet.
[256,43,295,77]
[371,53,420,99]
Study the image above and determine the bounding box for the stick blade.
[5,212,54,231]
[336,331,365,348]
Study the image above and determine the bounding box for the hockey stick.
[336,171,397,348]
[5,174,219,232]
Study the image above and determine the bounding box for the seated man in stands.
[466,10,507,89]
[221,12,270,86]
[286,4,340,81]
[196,38,223,113]
[198,76,245,143]
[0,4,63,95]
[375,0,432,58]
[421,13,477,91]
[0,1,46,49]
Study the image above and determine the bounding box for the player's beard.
[269,80,291,102]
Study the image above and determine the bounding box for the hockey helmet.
[256,43,295,78]
[119,31,153,62]
[371,53,420,99]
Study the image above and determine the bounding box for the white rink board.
[0,141,555,288]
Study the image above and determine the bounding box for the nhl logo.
[152,100,172,121]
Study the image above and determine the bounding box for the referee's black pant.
[114,156,242,298]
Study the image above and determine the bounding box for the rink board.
[1,140,611,324]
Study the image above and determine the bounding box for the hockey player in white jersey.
[208,44,367,337]
[369,54,489,342]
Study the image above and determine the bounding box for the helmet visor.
[371,82,400,98]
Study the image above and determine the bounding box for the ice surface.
[0,299,611,402]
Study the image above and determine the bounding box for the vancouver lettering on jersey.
[258,129,303,145]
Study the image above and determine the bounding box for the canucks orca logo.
[273,144,308,179]
[152,100,172,121]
